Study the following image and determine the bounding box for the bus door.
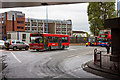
[58,37,61,48]
[44,37,48,49]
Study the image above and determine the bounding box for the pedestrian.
[106,40,110,54]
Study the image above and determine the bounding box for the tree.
[86,32,90,37]
[87,2,116,36]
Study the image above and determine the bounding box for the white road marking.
[67,55,76,58]
[11,52,22,63]
[69,49,77,51]
[0,50,4,51]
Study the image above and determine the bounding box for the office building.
[0,11,25,40]
[25,18,72,36]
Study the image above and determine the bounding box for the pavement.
[83,60,120,79]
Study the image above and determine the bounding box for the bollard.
[94,48,97,64]
[100,51,102,68]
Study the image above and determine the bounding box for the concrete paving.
[84,60,120,79]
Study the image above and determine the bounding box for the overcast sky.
[0,2,117,33]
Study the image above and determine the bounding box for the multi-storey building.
[0,11,25,40]
[0,11,72,41]
[25,18,72,36]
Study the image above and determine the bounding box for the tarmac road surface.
[0,46,106,79]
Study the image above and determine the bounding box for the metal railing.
[94,48,120,73]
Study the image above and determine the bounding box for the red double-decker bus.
[98,30,111,46]
[29,33,69,51]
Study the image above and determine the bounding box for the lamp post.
[46,6,48,34]
[117,0,119,17]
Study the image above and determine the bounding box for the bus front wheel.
[48,46,51,51]
[62,45,65,50]
[36,49,39,51]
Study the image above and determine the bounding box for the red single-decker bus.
[29,33,69,51]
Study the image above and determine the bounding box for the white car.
[0,40,5,49]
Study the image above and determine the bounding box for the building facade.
[72,31,87,37]
[1,11,72,41]
[0,11,25,40]
[7,31,30,43]
[25,18,72,36]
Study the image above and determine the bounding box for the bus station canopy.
[0,0,115,8]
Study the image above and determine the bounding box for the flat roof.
[72,31,86,33]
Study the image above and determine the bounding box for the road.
[0,46,106,79]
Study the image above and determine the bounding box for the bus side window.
[64,37,68,42]
[53,37,57,43]
[62,37,68,43]
[62,37,65,42]
[48,37,52,43]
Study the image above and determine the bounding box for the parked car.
[4,40,29,50]
[0,40,5,49]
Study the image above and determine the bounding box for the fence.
[69,37,88,43]
[94,48,120,73]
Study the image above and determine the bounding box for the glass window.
[62,37,68,43]
[89,37,96,43]
[21,27,24,29]
[48,37,52,43]
[22,34,26,39]
[98,38,108,42]
[17,21,24,23]
[109,31,111,35]
[17,26,20,29]
[16,41,20,44]
[31,36,43,43]
[48,37,57,43]
[20,41,24,44]
[7,34,11,39]
[12,40,15,43]
[52,37,57,43]
[64,37,68,42]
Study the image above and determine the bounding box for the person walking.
[106,39,110,54]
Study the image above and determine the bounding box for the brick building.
[0,11,72,41]
[0,11,25,40]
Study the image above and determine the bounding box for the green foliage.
[87,2,116,36]
[86,32,90,37]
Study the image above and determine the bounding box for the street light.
[46,6,48,34]
[117,0,119,17]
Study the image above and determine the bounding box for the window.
[48,37,57,43]
[17,26,20,29]
[52,37,57,43]
[32,24,37,26]
[48,37,52,43]
[31,37,43,43]
[22,34,26,39]
[109,31,111,35]
[17,26,24,29]
[20,41,24,44]
[21,27,24,29]
[62,37,68,43]
[25,23,30,26]
[16,41,20,44]
[12,40,15,43]
[7,34,11,39]
[17,21,24,24]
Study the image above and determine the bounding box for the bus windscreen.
[31,36,43,43]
